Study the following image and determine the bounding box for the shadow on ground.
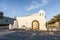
[0,30,60,40]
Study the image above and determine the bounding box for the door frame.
[32,20,39,30]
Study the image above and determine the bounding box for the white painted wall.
[15,10,47,30]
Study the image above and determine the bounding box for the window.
[0,12,3,19]
[6,19,8,22]
[39,13,44,16]
[39,13,41,16]
[42,13,44,16]
[0,15,3,19]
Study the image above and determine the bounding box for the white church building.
[9,10,47,31]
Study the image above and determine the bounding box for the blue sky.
[0,0,60,21]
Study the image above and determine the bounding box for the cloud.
[26,0,49,11]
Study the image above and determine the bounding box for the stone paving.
[0,29,60,40]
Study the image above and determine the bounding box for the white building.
[0,12,15,29]
[10,10,47,31]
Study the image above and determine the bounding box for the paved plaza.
[0,29,60,40]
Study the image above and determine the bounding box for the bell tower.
[38,10,45,17]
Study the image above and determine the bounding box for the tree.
[47,14,60,31]
[54,14,60,30]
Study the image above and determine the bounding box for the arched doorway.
[32,20,39,30]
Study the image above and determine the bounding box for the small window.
[6,19,8,22]
[0,16,3,19]
[42,13,44,16]
[39,13,41,16]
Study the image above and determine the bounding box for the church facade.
[9,10,47,31]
